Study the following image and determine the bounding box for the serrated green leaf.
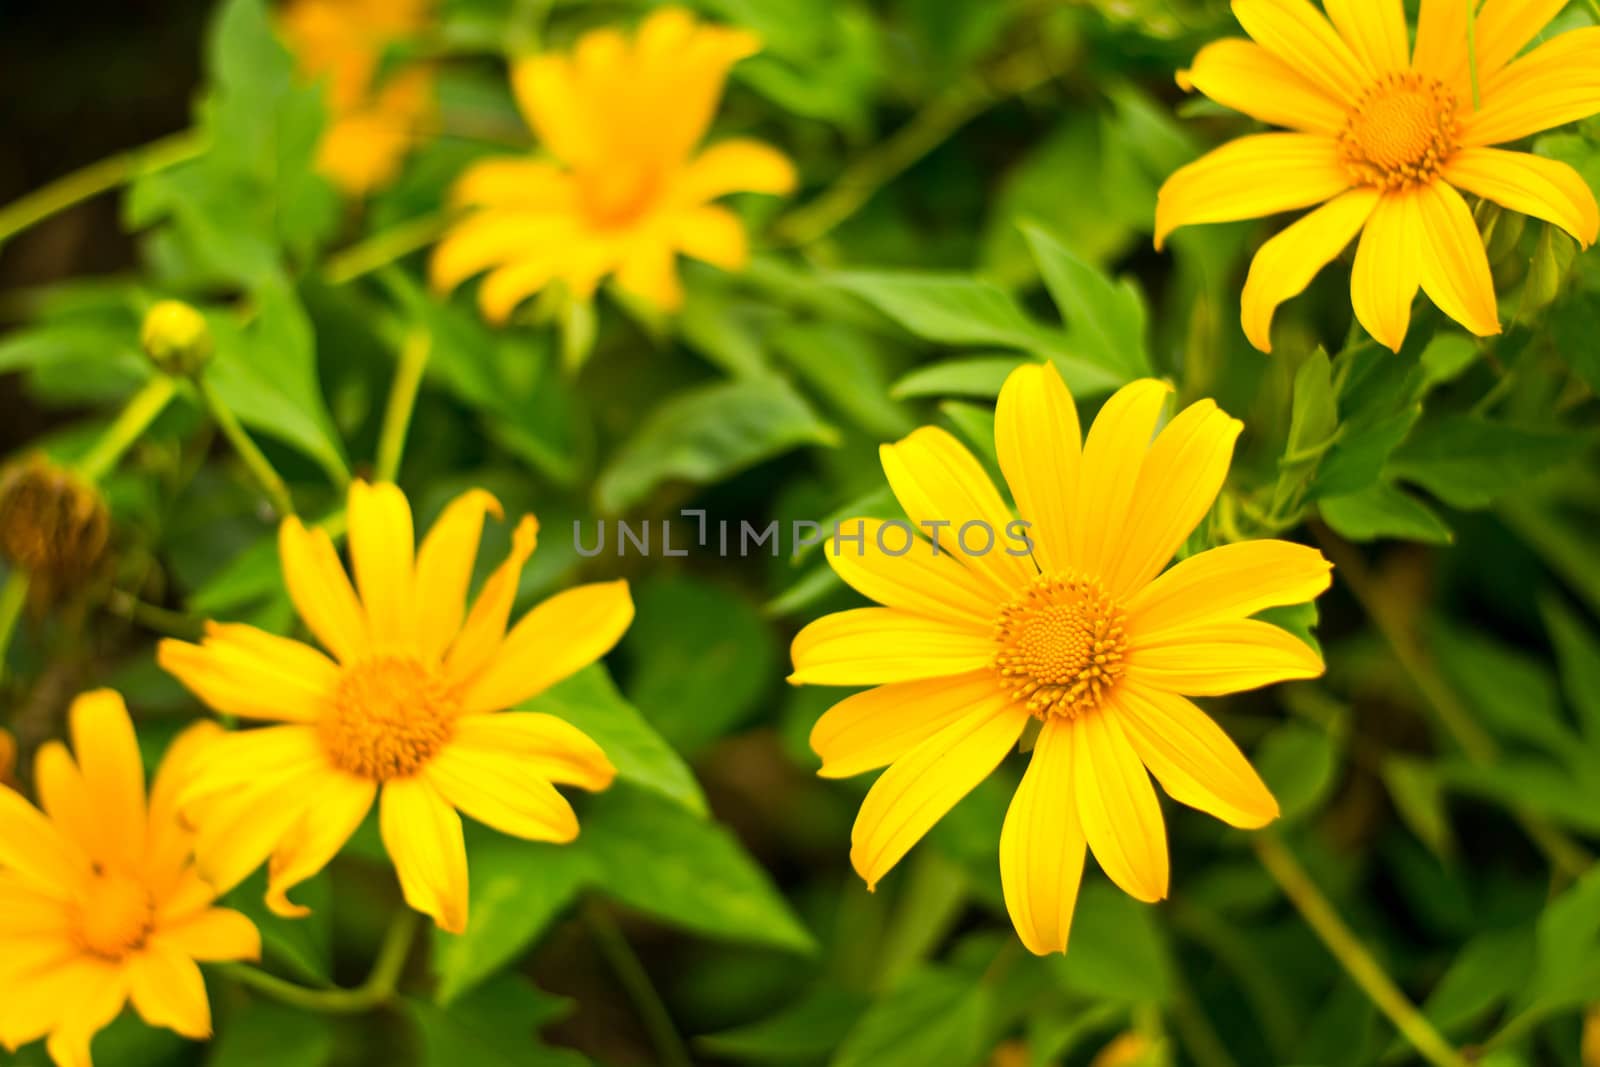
[1021,222,1150,378]
[1388,416,1584,510]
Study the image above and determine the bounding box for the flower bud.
[141,300,214,377]
[0,454,111,601]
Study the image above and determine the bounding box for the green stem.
[323,213,449,286]
[196,375,296,517]
[1254,834,1469,1067]
[0,130,204,249]
[1465,0,1482,110]
[224,909,418,1015]
[0,571,30,681]
[76,376,179,482]
[374,329,432,483]
[584,900,692,1067]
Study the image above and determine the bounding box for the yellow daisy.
[279,0,434,195]
[1156,0,1600,352]
[430,6,797,321]
[0,692,260,1067]
[791,363,1332,955]
[157,482,630,934]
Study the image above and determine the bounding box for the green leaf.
[1520,865,1600,1018]
[771,321,916,439]
[698,986,869,1062]
[208,998,335,1067]
[1430,622,1574,756]
[406,974,587,1067]
[939,401,999,467]
[1255,720,1340,823]
[221,869,332,984]
[595,375,837,513]
[831,271,1051,351]
[1053,882,1173,1003]
[1312,406,1419,498]
[1417,927,1533,1038]
[1021,223,1150,378]
[890,356,1025,400]
[831,967,992,1067]
[1388,416,1584,510]
[1318,482,1453,545]
[524,665,706,815]
[1541,595,1600,741]
[1380,755,1455,860]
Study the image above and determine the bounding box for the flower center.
[578,164,659,228]
[1339,72,1459,190]
[72,870,155,960]
[320,656,458,781]
[993,573,1127,720]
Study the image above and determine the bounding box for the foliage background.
[2,0,1599,1064]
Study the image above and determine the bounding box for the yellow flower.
[1156,0,1600,353]
[791,364,1331,955]
[0,691,260,1067]
[279,0,434,195]
[157,482,630,934]
[431,6,797,321]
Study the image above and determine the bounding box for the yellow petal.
[1241,188,1382,352]
[1411,0,1472,96]
[810,671,1005,779]
[1350,189,1422,352]
[672,204,749,271]
[879,426,1032,596]
[1230,0,1368,104]
[450,158,577,209]
[1155,133,1350,249]
[34,743,110,870]
[0,876,69,936]
[154,907,261,963]
[614,239,685,310]
[1125,618,1325,696]
[1471,0,1573,83]
[430,212,581,293]
[450,713,615,792]
[426,744,580,844]
[1445,148,1598,248]
[1112,682,1280,828]
[0,953,94,1051]
[1463,29,1600,147]
[675,139,797,203]
[380,777,469,934]
[789,607,995,687]
[1000,719,1087,955]
[266,773,375,918]
[188,742,328,897]
[413,489,503,662]
[278,516,368,663]
[445,515,539,685]
[1126,539,1333,634]
[157,625,337,723]
[65,690,146,866]
[35,960,126,1067]
[850,695,1030,889]
[1075,379,1173,582]
[510,55,595,167]
[479,259,561,324]
[180,725,326,810]
[127,939,211,1039]
[0,780,84,896]
[995,362,1081,574]
[1072,710,1168,902]
[1416,180,1502,340]
[154,868,218,928]
[824,519,999,628]
[461,579,634,713]
[146,722,224,892]
[347,481,416,652]
[1177,38,1347,135]
[1103,399,1243,600]
[1323,0,1408,74]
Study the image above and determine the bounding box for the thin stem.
[223,909,418,1015]
[1313,524,1593,878]
[76,376,179,483]
[584,900,692,1067]
[0,571,30,682]
[323,213,449,286]
[1253,834,1469,1067]
[1465,0,1482,109]
[0,130,204,249]
[196,375,296,517]
[374,329,432,483]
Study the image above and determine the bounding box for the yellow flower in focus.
[157,482,630,934]
[431,7,798,321]
[0,692,260,1067]
[791,363,1331,955]
[279,0,434,195]
[1156,0,1600,353]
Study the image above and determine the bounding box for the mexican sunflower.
[0,692,260,1067]
[279,0,433,195]
[790,363,1332,955]
[157,481,630,934]
[430,6,797,321]
[1155,0,1600,352]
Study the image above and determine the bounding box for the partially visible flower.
[792,363,1330,955]
[279,0,433,195]
[1090,1032,1159,1067]
[431,6,797,321]
[1156,0,1600,353]
[0,727,16,791]
[0,691,259,1067]
[0,454,110,604]
[140,301,213,378]
[158,481,630,934]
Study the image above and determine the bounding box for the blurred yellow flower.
[431,6,797,321]
[279,0,433,195]
[0,727,16,792]
[792,363,1330,955]
[1157,0,1600,353]
[0,691,259,1067]
[158,482,630,934]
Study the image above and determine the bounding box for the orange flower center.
[993,573,1127,720]
[1339,72,1459,190]
[72,870,155,960]
[320,656,458,781]
[578,164,659,228]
